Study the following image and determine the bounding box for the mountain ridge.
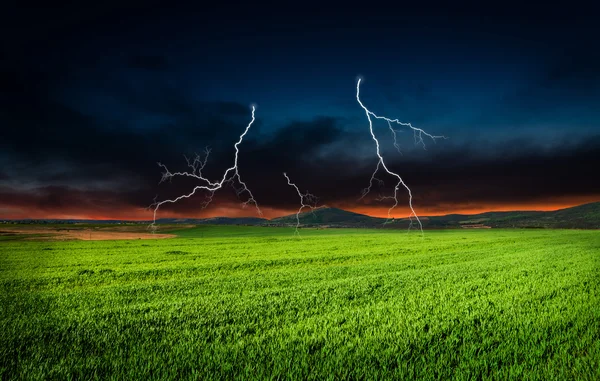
[2,202,599,229]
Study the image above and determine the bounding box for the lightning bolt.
[283,172,321,235]
[150,105,261,230]
[356,78,447,232]
[388,120,403,154]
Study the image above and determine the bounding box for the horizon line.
[1,200,598,222]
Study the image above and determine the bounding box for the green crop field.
[1,227,599,380]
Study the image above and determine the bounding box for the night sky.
[1,2,599,220]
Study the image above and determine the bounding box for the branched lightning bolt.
[388,121,403,154]
[356,78,447,232]
[283,172,321,235]
[359,160,385,200]
[149,106,261,231]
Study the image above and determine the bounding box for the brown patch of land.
[0,224,192,241]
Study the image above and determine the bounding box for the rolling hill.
[2,203,599,229]
[269,203,600,229]
[423,202,600,229]
[268,207,388,227]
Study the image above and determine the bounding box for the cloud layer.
[1,2,599,219]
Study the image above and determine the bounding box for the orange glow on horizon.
[350,201,596,218]
[1,196,598,221]
[349,195,600,218]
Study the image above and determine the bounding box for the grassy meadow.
[1,226,599,379]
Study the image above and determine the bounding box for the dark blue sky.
[1,2,599,219]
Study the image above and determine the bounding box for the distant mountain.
[268,207,387,227]
[425,202,600,229]
[2,202,599,229]
[546,202,600,228]
[268,203,600,229]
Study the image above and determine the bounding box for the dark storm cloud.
[534,47,600,101]
[0,186,117,211]
[1,53,598,216]
[0,184,152,219]
[488,47,600,126]
[0,60,349,214]
[128,55,170,71]
[0,63,261,189]
[1,1,598,218]
[0,66,152,180]
[246,117,344,167]
[545,48,600,87]
[398,137,600,207]
[239,134,600,210]
[3,132,598,217]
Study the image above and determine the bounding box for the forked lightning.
[283,173,321,235]
[150,106,261,230]
[356,78,446,232]
[150,80,444,234]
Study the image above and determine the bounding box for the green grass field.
[1,227,599,379]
